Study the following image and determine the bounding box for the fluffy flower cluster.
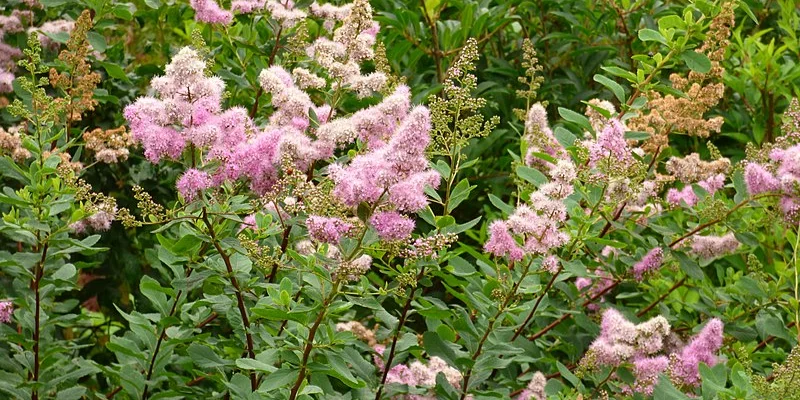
[0,301,12,323]
[587,310,724,395]
[70,203,117,234]
[588,118,633,168]
[516,372,547,400]
[486,104,575,265]
[668,319,724,386]
[666,173,726,207]
[587,308,671,367]
[632,248,664,280]
[664,152,730,207]
[306,216,352,243]
[305,0,385,97]
[0,12,25,93]
[744,143,800,222]
[523,103,566,167]
[0,125,30,161]
[124,47,231,163]
[327,102,439,239]
[370,211,415,241]
[485,159,574,261]
[191,0,308,27]
[83,126,134,164]
[176,169,213,201]
[376,346,462,398]
[690,233,740,259]
[190,0,232,24]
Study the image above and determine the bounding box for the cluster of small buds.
[429,38,499,154]
[376,345,462,395]
[333,254,371,281]
[632,248,664,281]
[0,125,30,161]
[516,371,547,400]
[131,185,166,224]
[83,126,134,164]
[0,301,12,323]
[752,344,800,396]
[399,233,458,260]
[689,233,740,259]
[335,320,377,346]
[666,153,731,183]
[238,234,280,273]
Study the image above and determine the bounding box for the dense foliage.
[0,0,799,399]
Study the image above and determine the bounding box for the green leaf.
[187,343,231,369]
[423,331,458,366]
[140,275,172,315]
[52,264,76,281]
[553,126,576,146]
[39,0,70,6]
[102,63,129,81]
[260,368,298,389]
[447,178,475,213]
[738,1,758,24]
[356,202,371,222]
[654,375,691,400]
[674,252,704,280]
[488,194,515,215]
[87,32,107,53]
[556,362,580,388]
[558,107,592,132]
[624,131,651,140]
[235,358,276,373]
[681,50,711,73]
[638,28,668,45]
[516,165,547,187]
[593,74,626,103]
[658,15,686,30]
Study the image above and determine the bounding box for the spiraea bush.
[0,0,799,399]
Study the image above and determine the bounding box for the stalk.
[375,267,426,400]
[201,209,257,391]
[288,283,340,400]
